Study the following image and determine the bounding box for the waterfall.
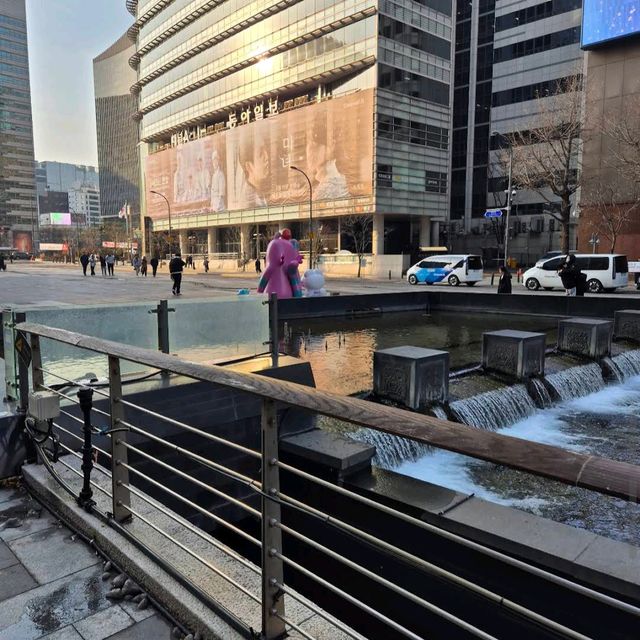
[449,384,537,430]
[610,350,640,380]
[529,378,553,408]
[545,362,605,402]
[351,429,431,469]
[432,405,448,420]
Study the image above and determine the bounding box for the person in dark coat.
[80,253,89,276]
[99,254,107,276]
[169,252,186,295]
[558,254,578,296]
[150,256,159,277]
[497,265,512,294]
[141,255,148,277]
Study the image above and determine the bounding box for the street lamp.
[290,166,313,269]
[150,190,172,258]
[491,132,516,267]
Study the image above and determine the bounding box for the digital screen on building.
[40,212,72,226]
[145,89,374,220]
[582,1,640,48]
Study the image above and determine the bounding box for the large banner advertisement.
[582,0,640,48]
[145,89,374,220]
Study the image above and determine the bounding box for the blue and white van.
[406,254,484,286]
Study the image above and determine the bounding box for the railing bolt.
[270,608,278,616]
[269,577,278,586]
[269,518,278,527]
[269,488,278,496]
[269,457,277,465]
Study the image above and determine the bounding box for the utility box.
[373,346,449,410]
[28,391,60,421]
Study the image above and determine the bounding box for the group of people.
[79,253,160,278]
[497,254,587,296]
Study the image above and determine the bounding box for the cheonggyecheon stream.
[283,311,640,545]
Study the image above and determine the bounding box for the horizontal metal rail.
[56,451,113,499]
[39,382,111,419]
[37,367,261,460]
[276,459,640,618]
[276,490,591,640]
[19,322,640,502]
[53,420,112,460]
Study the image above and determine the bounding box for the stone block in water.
[482,330,545,379]
[614,310,640,342]
[558,318,612,358]
[373,346,449,410]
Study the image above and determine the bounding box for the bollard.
[77,387,95,511]
[388,270,391,280]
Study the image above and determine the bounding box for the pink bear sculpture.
[257,229,303,299]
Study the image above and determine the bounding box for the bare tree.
[504,74,586,253]
[584,180,640,253]
[601,102,640,184]
[341,214,373,278]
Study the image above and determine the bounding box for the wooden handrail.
[18,321,640,502]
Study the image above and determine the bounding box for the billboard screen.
[582,1,640,48]
[40,213,72,226]
[145,89,374,220]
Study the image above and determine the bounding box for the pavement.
[0,479,175,640]
[2,260,640,306]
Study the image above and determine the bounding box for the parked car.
[535,251,563,266]
[406,254,484,287]
[522,254,628,293]
[10,251,31,260]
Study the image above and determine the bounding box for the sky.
[26,0,132,167]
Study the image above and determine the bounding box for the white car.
[522,254,628,293]
[406,254,484,286]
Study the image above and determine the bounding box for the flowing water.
[545,362,606,401]
[449,384,537,430]
[286,314,640,544]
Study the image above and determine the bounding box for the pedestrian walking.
[80,253,89,276]
[203,257,209,273]
[150,256,159,277]
[0,254,5,272]
[169,252,186,295]
[141,255,148,277]
[99,254,107,276]
[106,253,115,277]
[497,265,512,294]
[89,253,96,276]
[255,257,262,273]
[558,254,578,296]
[133,255,141,276]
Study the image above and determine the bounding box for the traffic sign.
[484,210,503,218]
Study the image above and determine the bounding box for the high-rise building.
[0,0,37,252]
[68,185,101,227]
[451,0,583,264]
[93,32,140,225]
[127,0,453,266]
[36,161,99,194]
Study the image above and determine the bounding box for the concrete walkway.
[0,480,174,640]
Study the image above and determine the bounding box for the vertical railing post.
[30,334,43,392]
[157,299,170,354]
[109,356,131,522]
[269,293,279,368]
[261,398,286,638]
[77,387,95,511]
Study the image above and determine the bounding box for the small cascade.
[432,405,448,421]
[351,429,431,469]
[610,350,640,380]
[529,378,553,408]
[545,362,605,402]
[449,384,537,430]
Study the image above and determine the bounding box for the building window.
[425,171,447,193]
[379,16,451,60]
[493,27,581,64]
[492,75,581,107]
[378,64,450,105]
[377,164,393,188]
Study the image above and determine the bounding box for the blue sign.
[582,0,640,49]
[484,210,503,218]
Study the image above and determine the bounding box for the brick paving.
[0,481,174,640]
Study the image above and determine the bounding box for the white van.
[522,254,628,293]
[406,255,484,287]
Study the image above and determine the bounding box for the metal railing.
[13,321,640,640]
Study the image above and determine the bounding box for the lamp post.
[150,190,172,258]
[491,132,516,268]
[290,166,313,269]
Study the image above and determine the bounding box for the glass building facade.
[94,33,141,226]
[127,0,453,259]
[0,0,37,252]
